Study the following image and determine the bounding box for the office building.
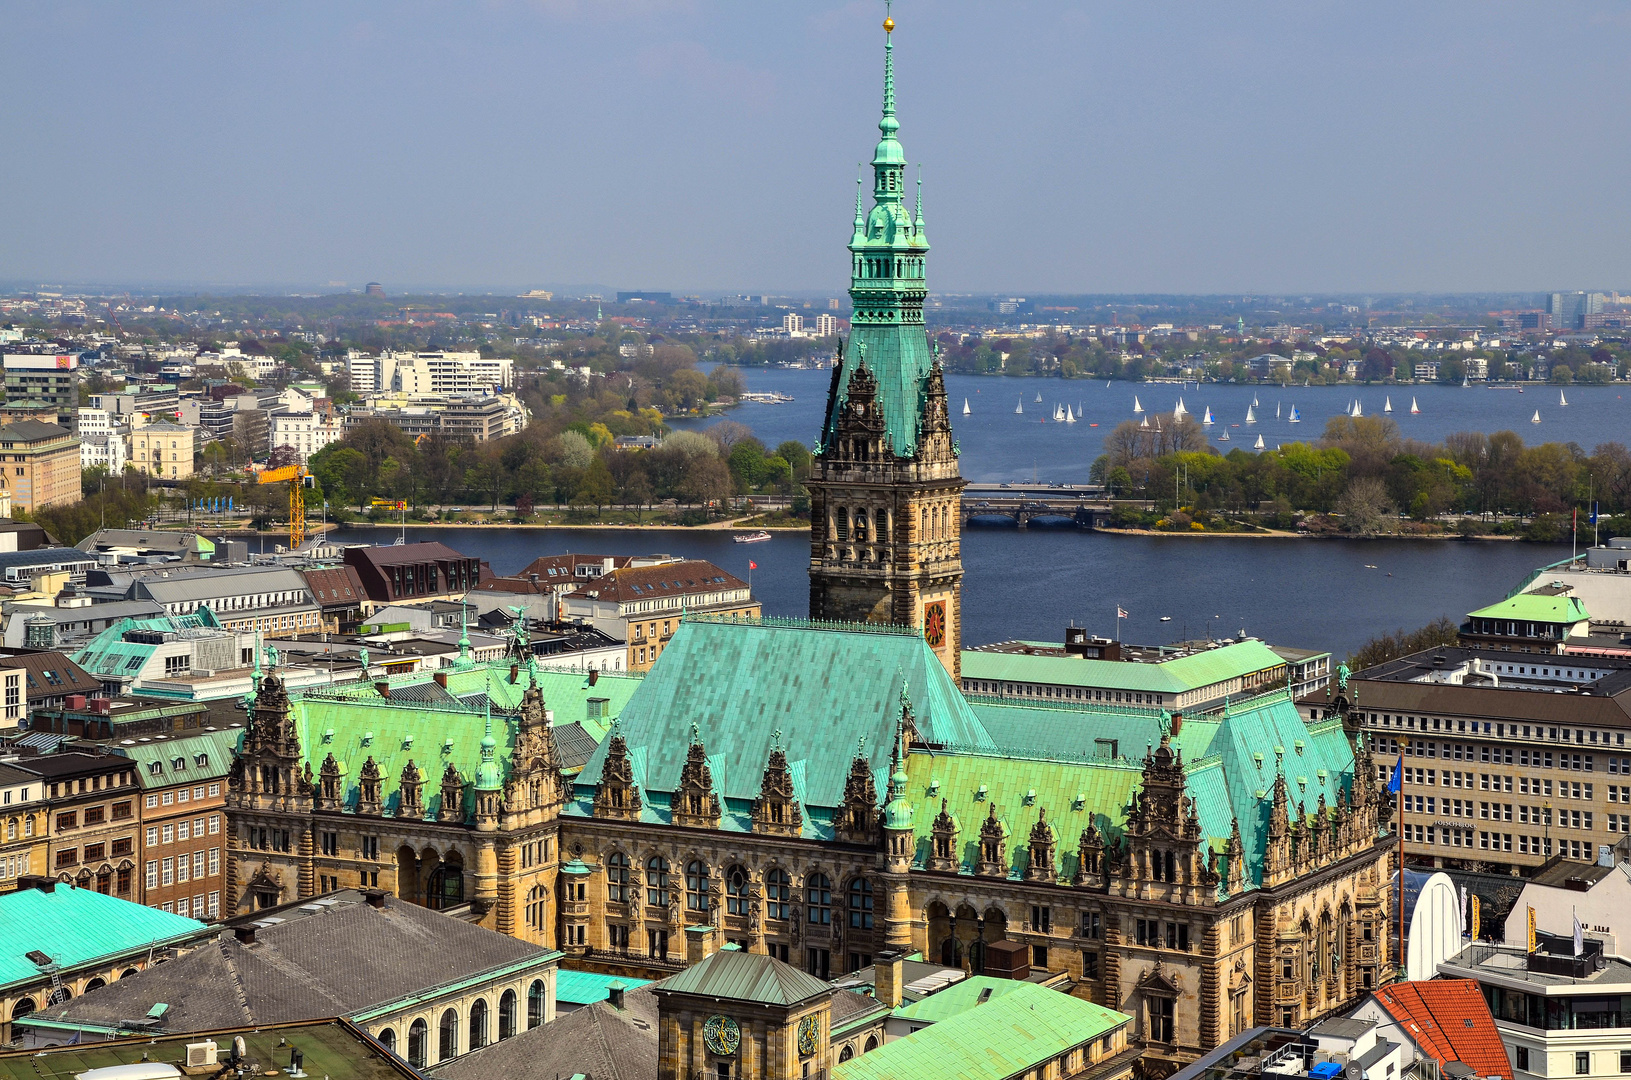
[1547,292,1606,332]
[0,420,81,513]
[129,420,195,480]
[1,353,78,420]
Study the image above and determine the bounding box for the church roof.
[573,616,992,824]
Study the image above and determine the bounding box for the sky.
[4,1,1631,296]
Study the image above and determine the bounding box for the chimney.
[433,671,447,689]
[529,573,540,584]
[874,950,905,1008]
[685,923,717,964]
[587,668,599,686]
[17,875,53,893]
[1170,711,1183,736]
[509,663,519,685]
[363,889,387,909]
[606,980,627,1010]
[233,926,257,946]
[375,681,390,699]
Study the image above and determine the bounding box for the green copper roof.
[653,947,831,1007]
[966,698,1220,764]
[822,11,934,460]
[1468,593,1589,624]
[290,662,641,820]
[573,618,994,828]
[889,975,1030,1023]
[833,982,1129,1080]
[555,969,651,1006]
[960,638,1289,699]
[112,729,242,789]
[0,885,204,990]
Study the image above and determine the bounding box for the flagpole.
[1397,758,1404,979]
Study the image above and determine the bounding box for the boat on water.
[1065,405,1076,424]
[1218,431,1231,442]
[1252,394,1259,408]
[1132,395,1144,414]
[1139,415,1150,429]
[1053,403,1064,421]
[1016,397,1023,415]
[1350,400,1363,418]
[1561,390,1569,407]
[1035,392,1043,403]
[1463,376,1470,387]
[1201,407,1214,426]
[1409,397,1419,414]
[1244,405,1256,425]
[1288,405,1301,423]
[1253,434,1266,450]
[1383,396,1393,413]
[1531,410,1542,424]
[1173,397,1188,419]
[733,531,772,544]
[1275,401,1281,419]
[963,398,971,416]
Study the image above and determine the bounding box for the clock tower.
[808,3,965,679]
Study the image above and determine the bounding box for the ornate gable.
[356,756,383,816]
[1023,807,1057,882]
[671,724,721,830]
[974,802,1008,878]
[399,760,424,819]
[592,725,642,821]
[438,762,465,823]
[750,731,803,837]
[927,798,960,872]
[834,738,879,845]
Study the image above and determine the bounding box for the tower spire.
[914,164,926,239]
[880,1,897,139]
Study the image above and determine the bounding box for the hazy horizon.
[5,2,1631,295]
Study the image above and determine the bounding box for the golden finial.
[883,0,894,33]
[883,15,894,32]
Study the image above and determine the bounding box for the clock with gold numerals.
[924,601,947,648]
[797,1014,819,1057]
[703,1014,741,1057]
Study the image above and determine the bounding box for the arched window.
[726,866,751,916]
[1319,911,1334,982]
[527,980,545,1029]
[848,878,874,930]
[686,860,710,912]
[835,508,849,542]
[438,1008,459,1061]
[606,852,629,903]
[84,978,106,992]
[10,997,36,1022]
[854,510,868,543]
[523,885,547,930]
[646,856,670,907]
[806,872,832,925]
[839,1046,854,1062]
[865,1035,879,1053]
[378,1028,397,1054]
[765,869,791,920]
[468,999,488,1051]
[499,990,517,1041]
[407,1019,428,1068]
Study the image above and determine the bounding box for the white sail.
[1016,397,1023,415]
[1288,405,1300,423]
[1054,403,1064,421]
[1139,415,1149,429]
[1531,409,1542,424]
[1065,405,1076,424]
[1351,400,1362,418]
[1173,397,1188,419]
[1245,405,1256,425]
[963,398,971,416]
[1218,431,1230,442]
[1410,397,1419,415]
[1253,434,1266,450]
[1383,396,1393,413]
[1561,390,1569,407]
[1035,392,1043,403]
[1202,407,1214,426]
[1252,394,1259,407]
[1276,401,1281,419]
[1132,395,1143,414]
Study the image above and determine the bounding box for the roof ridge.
[215,935,259,1026]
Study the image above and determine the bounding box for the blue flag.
[1591,502,1599,525]
[1388,758,1403,795]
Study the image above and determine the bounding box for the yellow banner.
[1526,905,1536,953]
[1470,894,1480,941]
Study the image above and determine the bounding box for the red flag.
[748,561,757,570]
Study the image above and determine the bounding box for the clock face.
[924,601,946,648]
[797,1014,819,1057]
[703,1014,741,1057]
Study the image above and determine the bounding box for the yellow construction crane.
[256,464,308,549]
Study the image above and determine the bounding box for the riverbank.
[1088,526,1524,541]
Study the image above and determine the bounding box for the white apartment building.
[81,433,127,473]
[269,410,344,462]
[389,350,512,395]
[76,408,119,437]
[815,313,840,336]
[782,313,804,335]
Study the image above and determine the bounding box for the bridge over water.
[959,484,1135,529]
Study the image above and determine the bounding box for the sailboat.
[1409,397,1419,415]
[1016,397,1023,415]
[1383,396,1393,414]
[1288,405,1301,424]
[1276,401,1281,419]
[1463,375,1470,388]
[1139,415,1149,429]
[1217,429,1230,442]
[1173,397,1188,420]
[1252,394,1259,408]
[1253,434,1266,450]
[1560,390,1569,407]
[1035,392,1043,404]
[1531,409,1542,424]
[1065,405,1076,424]
[1132,396,1144,414]
[963,398,971,416]
[1054,403,1064,422]
[1201,407,1214,427]
[1350,400,1363,418]
[1244,405,1256,425]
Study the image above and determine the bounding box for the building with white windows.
[128,421,194,480]
[269,409,344,462]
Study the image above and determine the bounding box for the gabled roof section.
[576,618,994,811]
[1369,980,1512,1080]
[832,982,1129,1080]
[1468,592,1589,624]
[0,885,204,990]
[651,948,831,1007]
[962,638,1288,696]
[562,560,745,604]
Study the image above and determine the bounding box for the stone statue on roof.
[1337,663,1350,692]
[358,647,370,671]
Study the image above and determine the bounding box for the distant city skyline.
[4,2,1631,294]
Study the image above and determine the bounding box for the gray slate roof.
[29,890,550,1032]
[430,986,658,1080]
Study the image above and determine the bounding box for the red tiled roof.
[300,566,366,608]
[1371,980,1511,1080]
[564,560,747,604]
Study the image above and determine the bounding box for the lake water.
[330,525,1572,662]
[674,369,1631,484]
